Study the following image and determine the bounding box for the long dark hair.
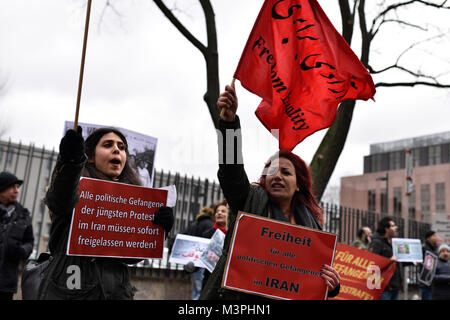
[83,127,142,186]
[258,149,324,224]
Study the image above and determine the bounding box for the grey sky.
[1,0,449,196]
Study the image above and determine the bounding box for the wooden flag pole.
[220,78,236,119]
[74,0,93,131]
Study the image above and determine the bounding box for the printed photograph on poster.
[200,229,225,273]
[432,213,450,245]
[392,238,423,263]
[419,250,438,286]
[168,234,210,268]
[64,121,157,188]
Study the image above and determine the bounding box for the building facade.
[341,131,450,224]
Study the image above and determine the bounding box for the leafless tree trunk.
[153,0,220,129]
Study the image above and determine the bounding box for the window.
[393,187,402,217]
[371,154,381,172]
[368,190,376,211]
[428,145,441,165]
[436,183,446,213]
[420,184,430,223]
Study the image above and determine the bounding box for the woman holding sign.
[200,85,340,300]
[37,127,174,300]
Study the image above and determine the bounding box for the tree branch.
[153,0,207,56]
[375,81,450,88]
[371,0,450,36]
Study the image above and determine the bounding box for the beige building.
[341,131,450,224]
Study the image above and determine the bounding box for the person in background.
[420,230,441,300]
[0,172,34,300]
[200,85,340,300]
[38,127,174,300]
[431,244,450,300]
[181,206,214,300]
[352,226,372,251]
[369,217,400,300]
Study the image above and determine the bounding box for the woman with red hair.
[201,85,340,300]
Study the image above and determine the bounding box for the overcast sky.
[0,0,449,199]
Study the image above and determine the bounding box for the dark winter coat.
[182,214,214,239]
[431,257,450,300]
[200,117,339,300]
[0,202,34,293]
[37,156,137,300]
[368,232,402,291]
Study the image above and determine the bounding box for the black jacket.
[420,240,438,288]
[0,202,34,293]
[37,156,136,300]
[200,117,339,300]
[431,257,450,300]
[368,233,402,291]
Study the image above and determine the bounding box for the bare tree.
[310,0,450,200]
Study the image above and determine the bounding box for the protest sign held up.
[67,177,168,259]
[222,212,337,300]
[234,0,375,150]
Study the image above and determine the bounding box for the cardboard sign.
[419,250,438,286]
[67,177,167,259]
[168,234,211,268]
[330,243,396,300]
[222,212,337,300]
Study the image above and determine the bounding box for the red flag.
[234,0,376,150]
[330,244,396,300]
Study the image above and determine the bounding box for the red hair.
[258,149,324,224]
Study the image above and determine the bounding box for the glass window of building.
[368,189,376,212]
[412,148,420,168]
[389,151,402,170]
[435,183,446,213]
[371,154,380,172]
[380,188,387,213]
[420,184,431,223]
[428,145,441,165]
[393,187,402,217]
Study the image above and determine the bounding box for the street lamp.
[376,172,389,215]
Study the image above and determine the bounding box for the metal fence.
[321,202,431,286]
[1,138,431,285]
[0,138,224,258]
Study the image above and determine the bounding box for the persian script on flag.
[222,212,337,300]
[329,243,396,300]
[234,0,375,150]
